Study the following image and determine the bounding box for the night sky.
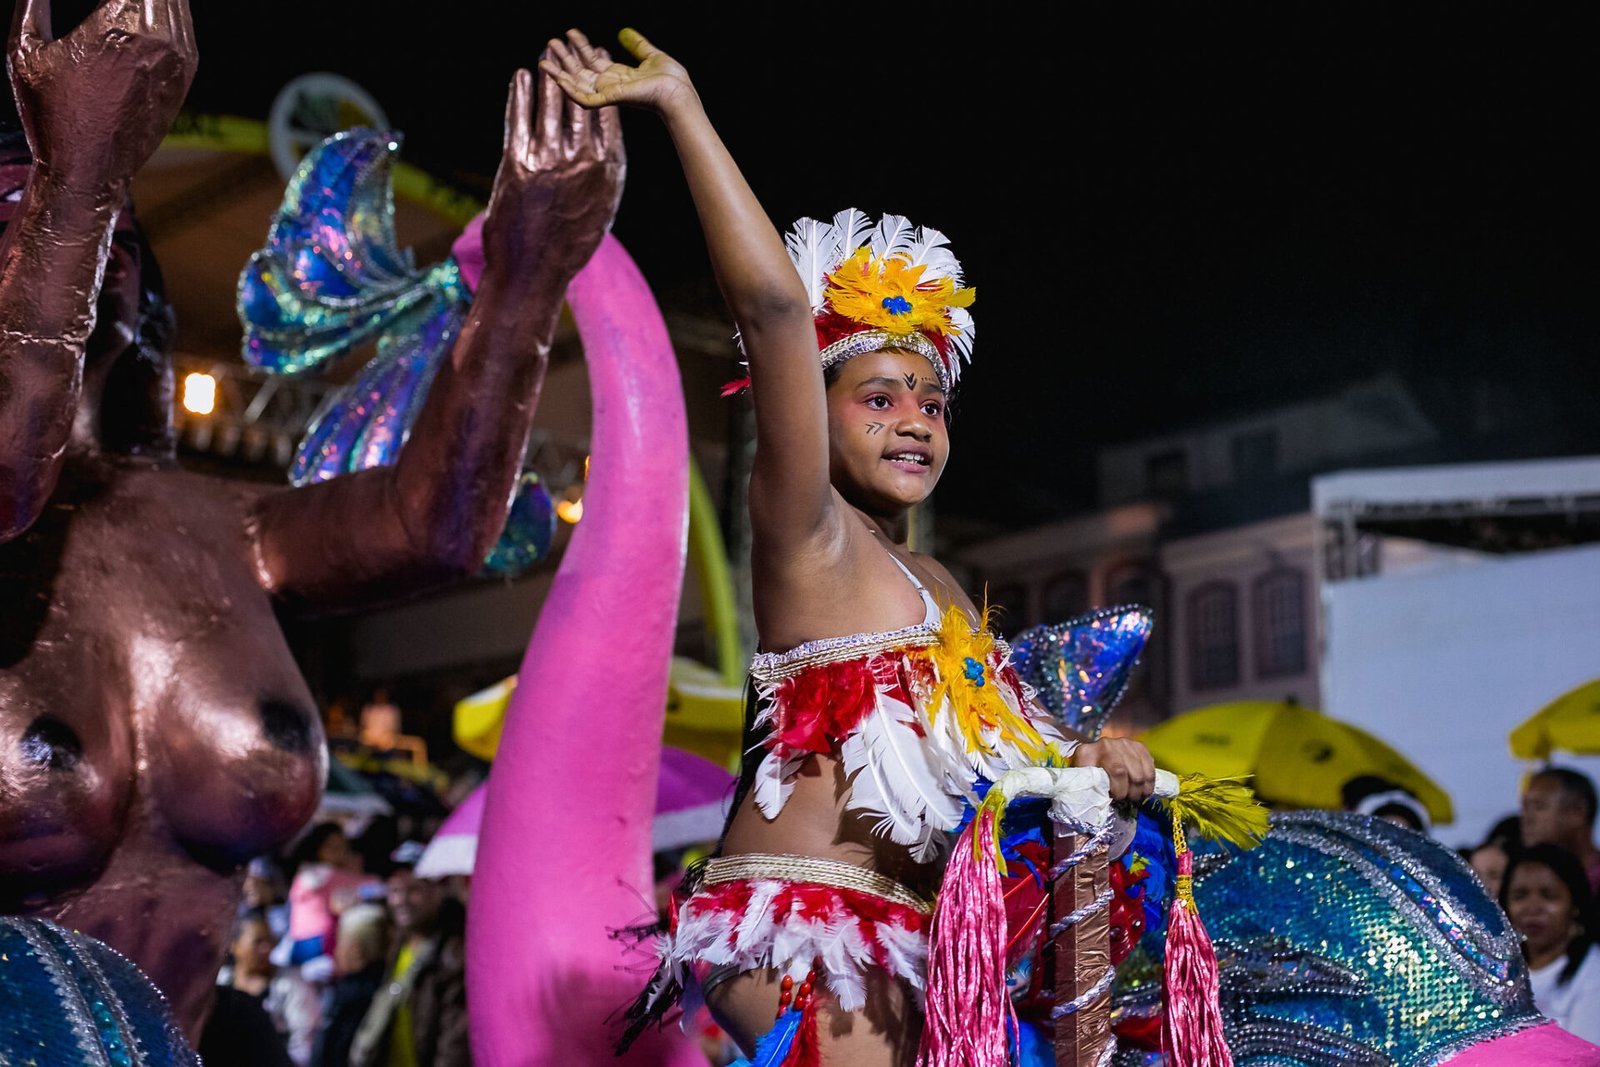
[29,3,1600,519]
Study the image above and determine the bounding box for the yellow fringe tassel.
[1161,774,1270,851]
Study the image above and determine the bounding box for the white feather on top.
[783,217,832,312]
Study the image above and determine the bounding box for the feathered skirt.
[660,853,934,1014]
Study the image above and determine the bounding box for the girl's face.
[825,348,949,515]
[1505,861,1577,960]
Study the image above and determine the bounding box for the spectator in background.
[1521,767,1600,895]
[313,903,391,1067]
[217,909,321,1066]
[1468,838,1511,901]
[283,823,381,974]
[1465,815,1522,902]
[1343,775,1430,835]
[349,858,470,1067]
[1500,843,1600,1044]
[244,856,292,942]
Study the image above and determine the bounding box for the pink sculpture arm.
[466,233,706,1067]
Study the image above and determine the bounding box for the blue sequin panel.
[0,918,198,1067]
[1116,811,1541,1066]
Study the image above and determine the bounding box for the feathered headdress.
[728,209,975,396]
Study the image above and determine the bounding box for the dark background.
[18,2,1600,521]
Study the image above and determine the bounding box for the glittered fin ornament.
[1009,605,1154,742]
[238,128,553,577]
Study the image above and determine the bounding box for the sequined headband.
[817,328,945,387]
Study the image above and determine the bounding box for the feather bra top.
[749,556,1072,862]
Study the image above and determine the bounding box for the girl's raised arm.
[543,29,839,550]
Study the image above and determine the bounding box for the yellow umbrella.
[1138,700,1454,824]
[1510,677,1600,760]
[453,656,746,769]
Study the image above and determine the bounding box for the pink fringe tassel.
[1161,850,1233,1067]
[917,809,1013,1067]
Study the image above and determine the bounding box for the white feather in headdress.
[784,216,833,313]
[830,208,873,266]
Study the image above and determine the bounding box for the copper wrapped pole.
[1052,826,1114,1067]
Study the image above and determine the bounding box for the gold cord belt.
[702,853,934,915]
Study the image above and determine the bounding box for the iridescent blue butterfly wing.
[239,128,438,375]
[1009,605,1154,741]
[289,279,462,485]
[239,129,554,575]
[481,473,557,578]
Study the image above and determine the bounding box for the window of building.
[987,583,1030,630]
[1187,581,1240,690]
[1145,449,1188,498]
[1106,562,1155,608]
[1230,428,1278,482]
[1041,571,1088,622]
[1254,568,1307,678]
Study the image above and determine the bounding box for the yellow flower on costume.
[925,602,1050,764]
[824,248,976,341]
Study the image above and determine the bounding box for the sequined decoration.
[237,129,553,574]
[0,917,199,1067]
[1010,605,1153,741]
[239,128,463,376]
[1111,811,1542,1067]
[481,472,557,577]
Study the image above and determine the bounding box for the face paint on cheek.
[866,422,884,434]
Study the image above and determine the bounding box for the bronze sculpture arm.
[250,63,624,611]
[0,0,195,540]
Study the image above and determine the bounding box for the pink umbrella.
[415,746,735,879]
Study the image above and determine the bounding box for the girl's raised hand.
[540,28,699,116]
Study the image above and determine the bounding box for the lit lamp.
[182,372,217,416]
[555,455,588,524]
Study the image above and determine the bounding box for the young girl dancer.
[544,29,1155,1064]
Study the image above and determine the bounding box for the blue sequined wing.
[239,125,469,486]
[239,128,455,375]
[290,292,463,485]
[238,128,555,575]
[1009,606,1154,741]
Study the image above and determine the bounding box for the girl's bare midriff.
[720,752,948,898]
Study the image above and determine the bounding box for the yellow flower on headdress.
[825,248,976,340]
[925,601,1050,763]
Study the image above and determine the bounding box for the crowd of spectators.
[201,821,470,1067]
[1459,765,1600,1045]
